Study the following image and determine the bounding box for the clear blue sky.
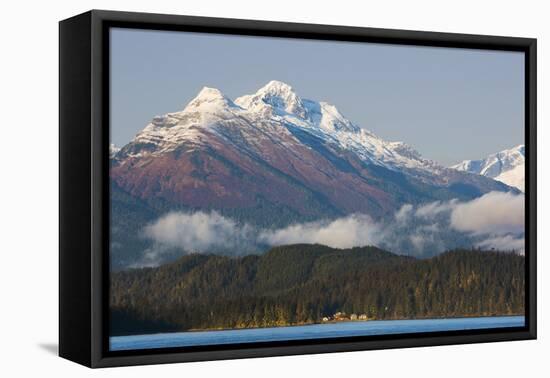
[110,28,524,166]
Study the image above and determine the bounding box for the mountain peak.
[184,86,235,111]
[257,80,296,95]
[235,80,308,118]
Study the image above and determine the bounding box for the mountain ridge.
[114,80,442,177]
[112,80,514,205]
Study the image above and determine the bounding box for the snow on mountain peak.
[260,80,295,94]
[234,81,361,134]
[184,86,236,112]
[235,80,308,118]
[451,144,525,191]
[255,80,300,104]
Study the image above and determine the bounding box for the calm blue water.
[110,316,524,351]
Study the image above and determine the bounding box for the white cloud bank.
[450,191,524,235]
[449,192,525,253]
[139,191,525,265]
[143,211,255,252]
[258,214,380,249]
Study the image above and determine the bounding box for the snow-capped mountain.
[451,145,525,191]
[117,81,474,183]
[112,80,512,221]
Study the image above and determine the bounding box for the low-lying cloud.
[258,214,380,249]
[450,191,524,235]
[415,199,457,218]
[139,191,525,266]
[143,211,255,253]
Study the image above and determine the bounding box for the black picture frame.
[59,9,537,368]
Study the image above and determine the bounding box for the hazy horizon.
[110,28,525,166]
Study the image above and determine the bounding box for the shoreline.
[112,314,525,338]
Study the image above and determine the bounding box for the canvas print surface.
[108,28,526,351]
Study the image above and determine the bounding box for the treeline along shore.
[110,244,525,336]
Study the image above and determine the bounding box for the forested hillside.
[110,244,524,336]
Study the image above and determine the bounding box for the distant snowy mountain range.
[451,145,525,192]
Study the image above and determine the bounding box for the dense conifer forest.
[110,244,524,336]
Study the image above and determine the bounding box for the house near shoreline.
[322,312,370,322]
